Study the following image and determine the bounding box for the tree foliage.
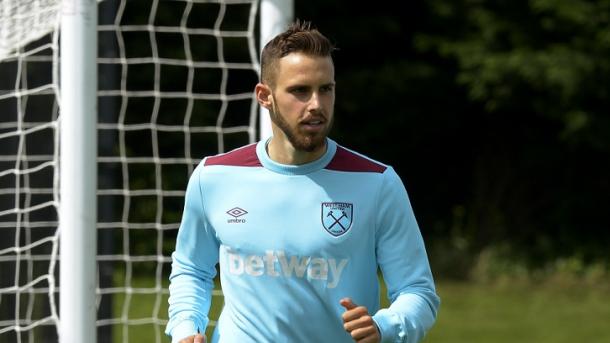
[297,0,610,275]
[417,0,610,148]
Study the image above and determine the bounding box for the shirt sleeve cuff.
[373,308,406,343]
[170,320,199,343]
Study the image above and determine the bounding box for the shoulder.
[203,143,262,167]
[325,144,388,174]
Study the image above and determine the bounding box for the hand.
[179,333,205,343]
[340,297,381,343]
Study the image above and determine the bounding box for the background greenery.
[118,0,609,342]
[102,0,610,289]
[297,0,610,275]
[95,0,610,342]
[1,0,608,342]
[118,0,609,341]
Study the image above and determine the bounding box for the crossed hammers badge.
[321,202,353,236]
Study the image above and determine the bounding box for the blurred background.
[303,0,610,276]
[298,1,610,341]
[1,0,609,342]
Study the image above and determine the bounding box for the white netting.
[0,1,61,342]
[0,0,61,60]
[0,0,260,341]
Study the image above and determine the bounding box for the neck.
[267,136,327,165]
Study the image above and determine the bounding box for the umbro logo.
[226,207,247,223]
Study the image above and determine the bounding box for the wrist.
[170,320,199,343]
[373,309,404,343]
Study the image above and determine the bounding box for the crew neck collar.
[256,138,337,175]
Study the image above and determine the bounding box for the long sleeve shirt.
[166,138,440,342]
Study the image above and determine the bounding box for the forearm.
[166,163,219,341]
[166,255,216,341]
[373,168,440,342]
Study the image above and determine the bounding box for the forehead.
[274,52,335,86]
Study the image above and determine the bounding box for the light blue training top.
[166,138,440,343]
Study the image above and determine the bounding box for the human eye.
[320,84,334,93]
[289,86,308,94]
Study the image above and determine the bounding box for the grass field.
[112,277,610,342]
[425,281,610,343]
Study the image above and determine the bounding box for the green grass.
[425,281,610,343]
[111,277,610,343]
[109,272,170,343]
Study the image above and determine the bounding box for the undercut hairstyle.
[260,20,335,87]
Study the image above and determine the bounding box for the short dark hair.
[260,20,335,87]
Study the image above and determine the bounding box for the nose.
[307,92,321,112]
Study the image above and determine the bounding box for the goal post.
[0,0,293,342]
[259,0,294,141]
[59,1,98,343]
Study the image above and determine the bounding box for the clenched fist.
[340,298,380,343]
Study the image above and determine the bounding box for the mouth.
[300,118,326,132]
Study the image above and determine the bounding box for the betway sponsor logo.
[226,249,348,289]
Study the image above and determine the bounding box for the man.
[166,21,440,343]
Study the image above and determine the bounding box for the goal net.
[0,0,264,341]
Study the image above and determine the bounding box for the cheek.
[321,92,335,105]
[276,98,303,116]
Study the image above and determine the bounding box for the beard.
[269,101,333,153]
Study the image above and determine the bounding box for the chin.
[295,136,326,153]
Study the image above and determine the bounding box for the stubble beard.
[269,101,333,153]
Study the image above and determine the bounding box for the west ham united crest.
[321,202,353,237]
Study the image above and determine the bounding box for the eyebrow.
[287,82,335,90]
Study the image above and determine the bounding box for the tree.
[297,0,610,274]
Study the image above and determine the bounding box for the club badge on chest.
[321,202,353,237]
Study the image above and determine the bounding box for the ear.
[255,83,273,110]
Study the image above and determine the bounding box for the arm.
[372,167,440,343]
[165,163,220,343]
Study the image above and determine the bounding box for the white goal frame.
[59,1,98,342]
